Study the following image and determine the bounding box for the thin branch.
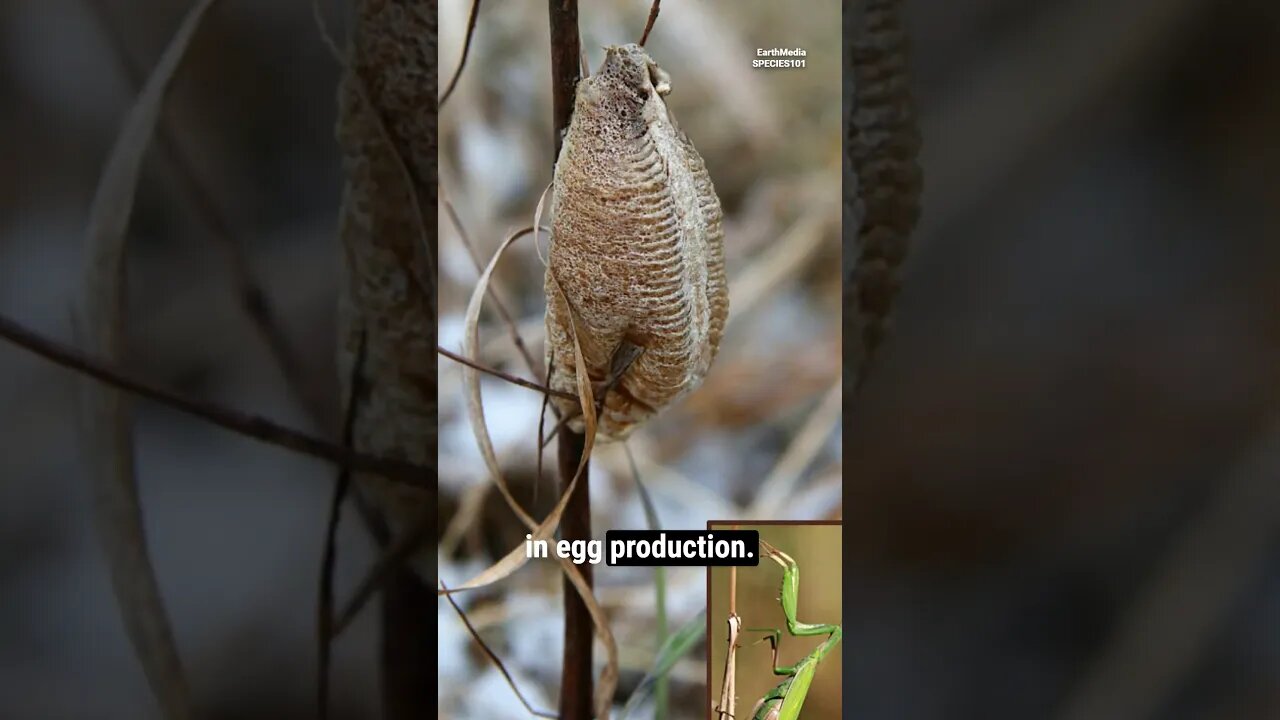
[438,345,574,400]
[439,0,483,108]
[536,345,643,451]
[329,513,432,638]
[86,0,334,430]
[317,330,367,719]
[0,313,430,486]
[441,198,541,378]
[639,0,661,46]
[439,580,559,719]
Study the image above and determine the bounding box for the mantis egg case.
[544,43,728,439]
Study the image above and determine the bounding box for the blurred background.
[0,0,1277,718]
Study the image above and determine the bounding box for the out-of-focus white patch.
[3,3,124,126]
[437,314,467,358]
[440,377,544,489]
[461,665,554,720]
[437,604,472,682]
[0,210,84,339]
[504,592,563,682]
[440,228,482,286]
[438,551,489,591]
[459,121,531,216]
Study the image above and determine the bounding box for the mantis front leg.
[746,540,842,720]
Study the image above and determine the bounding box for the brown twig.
[639,0,661,46]
[439,580,559,719]
[549,0,581,159]
[547,2,592,717]
[438,345,574,400]
[0,313,430,486]
[557,422,593,720]
[439,0,483,108]
[441,197,541,377]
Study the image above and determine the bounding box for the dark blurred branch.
[316,331,367,720]
[85,0,336,431]
[0,313,430,485]
[439,0,483,107]
[330,513,432,639]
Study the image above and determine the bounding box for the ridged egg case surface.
[545,44,728,438]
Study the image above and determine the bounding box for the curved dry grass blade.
[451,222,617,717]
[439,0,483,108]
[545,274,619,720]
[461,227,540,527]
[87,0,333,430]
[532,182,553,268]
[439,580,558,718]
[79,2,222,718]
[534,348,555,508]
[441,190,540,377]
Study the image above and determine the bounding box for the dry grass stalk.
[77,2,223,717]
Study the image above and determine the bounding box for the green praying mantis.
[717,538,842,720]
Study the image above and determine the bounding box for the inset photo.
[708,521,842,719]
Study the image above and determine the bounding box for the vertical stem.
[549,0,581,157]
[557,429,594,719]
[380,562,435,718]
[549,3,590,717]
